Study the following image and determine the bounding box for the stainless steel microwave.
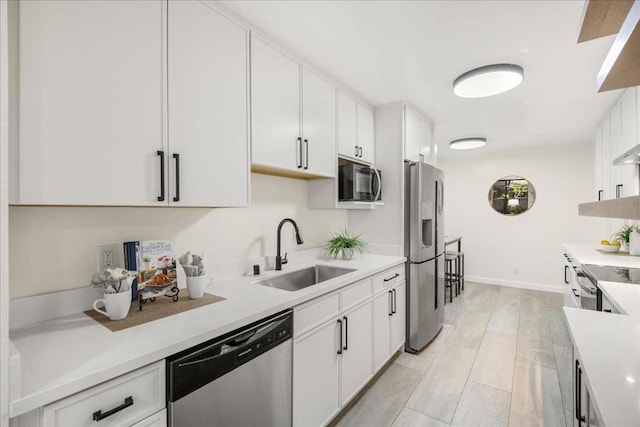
[338,164,382,202]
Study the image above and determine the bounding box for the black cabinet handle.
[355,145,359,157]
[359,147,363,158]
[304,139,309,170]
[575,360,579,421]
[575,360,586,424]
[598,189,603,201]
[564,265,569,284]
[297,137,303,169]
[393,289,397,314]
[93,396,133,421]
[343,316,348,351]
[173,153,180,202]
[384,273,400,282]
[388,290,393,316]
[337,319,343,355]
[604,309,612,313]
[572,289,580,298]
[157,150,165,202]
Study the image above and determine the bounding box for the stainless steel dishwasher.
[167,310,293,427]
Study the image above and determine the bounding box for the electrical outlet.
[97,244,122,271]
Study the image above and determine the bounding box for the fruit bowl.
[599,244,620,253]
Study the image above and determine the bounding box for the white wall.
[9,173,347,299]
[439,142,611,291]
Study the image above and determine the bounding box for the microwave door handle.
[373,168,381,201]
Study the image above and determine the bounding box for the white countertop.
[563,307,640,427]
[562,243,640,426]
[9,253,405,418]
[563,243,640,268]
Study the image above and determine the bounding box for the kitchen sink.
[253,265,356,292]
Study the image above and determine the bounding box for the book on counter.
[123,240,178,301]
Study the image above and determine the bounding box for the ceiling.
[220,0,625,158]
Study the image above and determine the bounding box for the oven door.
[576,272,597,311]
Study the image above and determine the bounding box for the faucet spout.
[276,218,304,271]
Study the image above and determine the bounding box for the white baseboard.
[466,275,564,294]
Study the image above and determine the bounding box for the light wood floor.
[336,282,572,427]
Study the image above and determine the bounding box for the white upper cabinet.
[595,126,604,201]
[251,35,336,178]
[595,87,639,201]
[168,1,249,207]
[404,105,433,163]
[601,117,611,200]
[251,35,301,173]
[17,0,164,205]
[337,91,359,160]
[610,103,623,198]
[337,92,375,164]
[15,0,250,207]
[357,103,375,164]
[620,88,638,197]
[302,68,336,177]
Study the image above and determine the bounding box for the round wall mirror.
[488,176,536,216]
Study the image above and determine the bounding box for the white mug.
[186,276,212,299]
[93,289,132,321]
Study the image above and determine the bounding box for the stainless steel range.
[579,264,640,311]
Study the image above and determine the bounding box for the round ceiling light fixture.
[449,137,486,150]
[453,64,524,98]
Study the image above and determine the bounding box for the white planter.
[629,230,640,256]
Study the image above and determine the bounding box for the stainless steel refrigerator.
[404,161,445,353]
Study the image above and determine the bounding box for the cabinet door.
[404,105,430,162]
[610,103,623,198]
[373,291,391,371]
[340,300,373,405]
[131,409,167,427]
[594,126,603,201]
[620,88,638,197]
[601,117,611,200]
[293,319,341,427]
[337,91,358,160]
[357,102,375,164]
[390,282,406,352]
[251,35,301,172]
[168,1,249,207]
[18,0,164,205]
[302,68,336,177]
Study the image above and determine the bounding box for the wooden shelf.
[578,196,640,219]
[578,0,634,43]
[597,0,640,92]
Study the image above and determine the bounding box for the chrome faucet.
[276,218,304,271]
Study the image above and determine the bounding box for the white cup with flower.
[90,268,136,321]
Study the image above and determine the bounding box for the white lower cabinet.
[340,301,373,405]
[39,361,165,427]
[130,410,167,427]
[293,318,342,427]
[390,282,406,352]
[373,281,406,371]
[292,266,405,426]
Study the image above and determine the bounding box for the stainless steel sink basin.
[253,265,356,292]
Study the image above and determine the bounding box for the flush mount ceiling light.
[453,64,524,98]
[449,137,486,150]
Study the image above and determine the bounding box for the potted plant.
[326,229,367,260]
[612,224,639,252]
